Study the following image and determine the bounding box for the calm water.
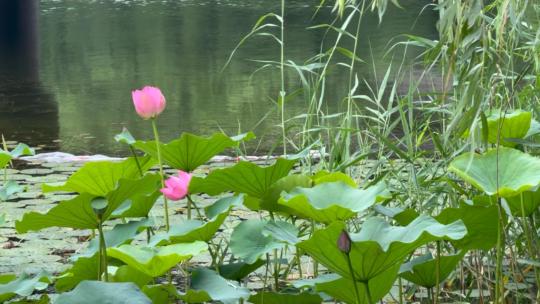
[0,0,437,155]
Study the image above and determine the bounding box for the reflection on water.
[0,0,436,155]
[0,0,59,149]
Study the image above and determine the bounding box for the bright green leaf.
[55,281,151,304]
[107,242,207,277]
[134,132,255,172]
[449,147,540,197]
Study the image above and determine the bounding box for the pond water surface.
[0,0,437,155]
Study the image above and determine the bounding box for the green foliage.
[133,132,254,172]
[249,291,322,304]
[55,281,151,304]
[107,242,207,277]
[399,252,465,288]
[279,181,389,223]
[0,143,35,169]
[449,147,540,197]
[299,216,466,303]
[0,272,50,303]
[485,110,532,147]
[16,174,160,232]
[230,219,298,264]
[42,157,155,195]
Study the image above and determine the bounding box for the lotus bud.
[337,229,352,254]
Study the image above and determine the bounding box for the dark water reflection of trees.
[0,0,436,155]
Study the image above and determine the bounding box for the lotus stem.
[434,241,441,304]
[279,0,286,156]
[345,253,362,304]
[520,195,540,300]
[151,118,170,231]
[128,145,143,177]
[495,199,505,303]
[97,221,108,282]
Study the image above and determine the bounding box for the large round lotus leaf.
[298,216,466,282]
[486,110,531,147]
[449,147,540,197]
[133,132,254,172]
[16,174,160,232]
[278,181,390,223]
[107,242,207,277]
[230,219,298,264]
[55,281,151,304]
[42,156,155,195]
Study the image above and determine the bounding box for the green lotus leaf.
[107,242,207,277]
[299,216,466,281]
[230,219,298,264]
[249,291,322,304]
[504,187,540,217]
[133,132,254,172]
[449,147,540,197]
[55,254,99,292]
[76,219,152,259]
[42,156,155,195]
[311,170,357,187]
[143,269,250,304]
[436,201,499,250]
[399,252,465,288]
[0,180,23,201]
[278,181,389,223]
[114,128,137,145]
[111,265,153,288]
[0,151,11,169]
[314,266,399,304]
[189,158,296,197]
[55,281,151,304]
[0,143,35,168]
[0,214,4,225]
[218,259,266,281]
[0,272,50,303]
[111,190,162,219]
[205,194,244,219]
[259,174,313,213]
[148,210,229,246]
[485,109,531,147]
[16,174,160,232]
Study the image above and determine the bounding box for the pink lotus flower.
[160,170,192,201]
[131,86,166,119]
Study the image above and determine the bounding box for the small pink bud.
[337,229,352,254]
[160,170,192,201]
[131,86,166,119]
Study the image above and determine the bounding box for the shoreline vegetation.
[1,0,539,303]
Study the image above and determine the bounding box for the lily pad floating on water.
[278,181,390,223]
[107,241,207,277]
[449,147,540,197]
